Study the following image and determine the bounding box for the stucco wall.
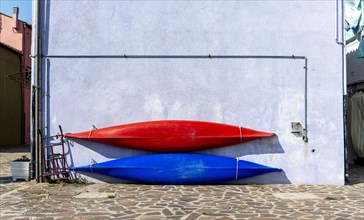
[39,0,345,184]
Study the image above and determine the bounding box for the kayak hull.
[65,120,275,152]
[70,153,282,184]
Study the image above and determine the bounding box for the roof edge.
[0,12,31,27]
[0,42,23,55]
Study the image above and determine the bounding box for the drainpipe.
[21,22,26,144]
[30,0,40,182]
[336,0,348,183]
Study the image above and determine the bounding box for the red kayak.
[65,120,275,152]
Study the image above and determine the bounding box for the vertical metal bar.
[340,0,348,183]
[50,146,58,179]
[336,0,345,45]
[38,129,45,181]
[335,0,339,42]
[37,37,42,182]
[59,125,67,178]
[30,0,37,182]
[30,0,41,182]
[304,57,308,142]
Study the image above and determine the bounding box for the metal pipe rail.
[41,54,309,142]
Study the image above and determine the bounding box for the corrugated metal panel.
[0,45,22,146]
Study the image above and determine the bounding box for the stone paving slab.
[1,182,363,219]
[1,146,363,219]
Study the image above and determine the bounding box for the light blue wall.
[39,0,345,184]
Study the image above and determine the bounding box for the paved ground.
[0,146,363,220]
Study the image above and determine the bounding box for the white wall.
[39,0,345,184]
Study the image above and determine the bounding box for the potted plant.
[10,155,30,181]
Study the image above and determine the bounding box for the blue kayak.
[70,154,282,184]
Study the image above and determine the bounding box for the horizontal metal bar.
[42,143,63,148]
[44,170,69,174]
[44,157,65,162]
[43,168,67,171]
[44,158,63,161]
[43,169,67,172]
[42,171,68,177]
[42,54,307,60]
[41,135,61,139]
[43,169,67,173]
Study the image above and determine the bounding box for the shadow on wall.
[232,170,291,184]
[71,170,291,185]
[72,171,135,183]
[64,135,291,184]
[65,134,284,160]
[197,135,284,158]
[65,138,150,165]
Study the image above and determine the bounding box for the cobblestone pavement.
[1,146,363,220]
